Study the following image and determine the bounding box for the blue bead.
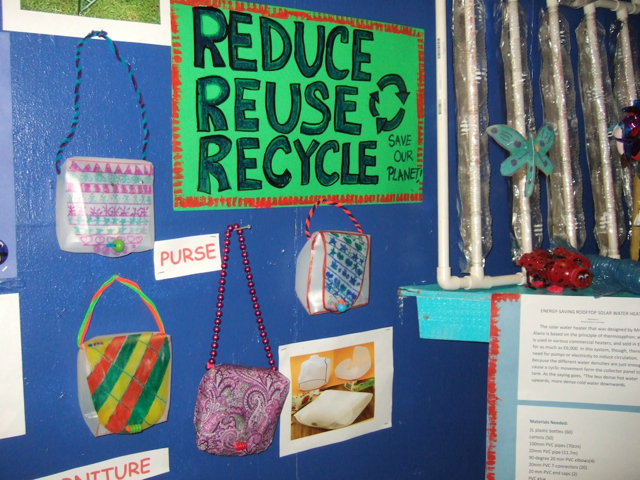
[337,301,349,313]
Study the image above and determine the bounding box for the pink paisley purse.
[194,224,289,456]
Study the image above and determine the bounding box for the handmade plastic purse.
[295,199,371,314]
[77,275,171,437]
[55,31,154,257]
[194,224,290,457]
[335,345,372,381]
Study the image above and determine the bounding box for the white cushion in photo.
[294,389,373,430]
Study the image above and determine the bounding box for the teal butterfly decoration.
[486,124,555,198]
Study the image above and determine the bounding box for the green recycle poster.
[171,0,424,209]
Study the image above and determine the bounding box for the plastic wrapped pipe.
[612,9,640,258]
[613,9,640,216]
[576,5,626,257]
[436,0,524,290]
[452,0,492,274]
[612,8,640,109]
[539,0,587,250]
[586,253,640,295]
[501,0,544,262]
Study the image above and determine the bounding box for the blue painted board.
[1,1,636,478]
[0,32,16,279]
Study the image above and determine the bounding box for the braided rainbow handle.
[77,275,164,347]
[55,30,150,174]
[304,199,363,240]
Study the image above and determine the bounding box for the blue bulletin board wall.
[0,0,638,478]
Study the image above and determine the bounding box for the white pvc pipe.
[507,0,534,255]
[595,0,640,13]
[436,0,451,279]
[436,0,524,290]
[583,3,620,257]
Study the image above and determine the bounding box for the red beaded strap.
[304,198,363,240]
[206,224,277,371]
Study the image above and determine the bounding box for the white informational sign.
[0,293,25,440]
[154,234,221,280]
[2,0,170,46]
[279,327,393,456]
[519,295,640,407]
[516,405,640,480]
[487,293,640,480]
[36,448,170,480]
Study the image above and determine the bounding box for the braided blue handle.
[55,30,150,174]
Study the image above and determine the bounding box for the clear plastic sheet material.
[452,0,492,273]
[56,157,155,257]
[587,254,640,296]
[577,13,626,257]
[500,1,544,263]
[612,18,640,230]
[539,7,587,250]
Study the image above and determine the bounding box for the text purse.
[77,275,171,436]
[55,31,154,257]
[194,224,290,456]
[295,199,371,314]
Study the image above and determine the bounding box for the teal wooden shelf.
[398,284,610,343]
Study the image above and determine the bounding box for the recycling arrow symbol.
[369,74,410,134]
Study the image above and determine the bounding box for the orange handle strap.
[77,275,164,347]
[304,198,363,240]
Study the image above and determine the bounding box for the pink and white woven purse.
[54,31,154,257]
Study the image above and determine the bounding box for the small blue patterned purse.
[295,200,371,315]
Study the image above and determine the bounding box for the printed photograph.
[278,327,393,456]
[289,342,375,440]
[2,0,170,46]
[20,0,160,24]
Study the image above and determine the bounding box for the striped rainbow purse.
[76,275,171,436]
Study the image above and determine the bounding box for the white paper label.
[36,448,170,480]
[0,293,25,440]
[154,234,220,280]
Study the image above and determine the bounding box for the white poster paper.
[0,293,25,440]
[154,234,221,280]
[279,327,393,456]
[36,448,170,480]
[516,405,640,480]
[519,295,640,406]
